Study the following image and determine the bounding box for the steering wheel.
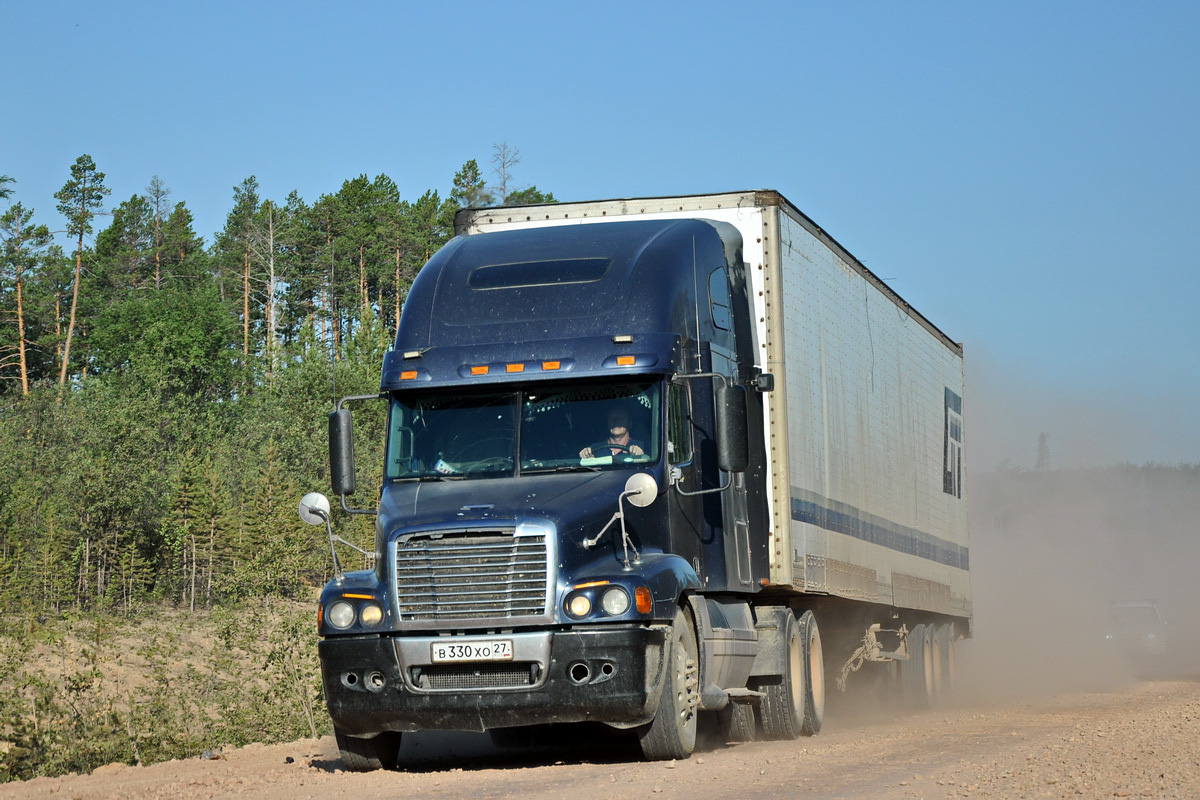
[587,442,631,456]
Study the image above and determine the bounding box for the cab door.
[707,267,753,591]
[666,380,708,584]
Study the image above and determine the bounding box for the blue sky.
[5,1,1198,469]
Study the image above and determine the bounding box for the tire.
[717,701,757,743]
[932,623,955,708]
[488,726,537,749]
[797,609,825,736]
[759,609,824,739]
[638,606,700,761]
[335,728,403,771]
[901,623,934,709]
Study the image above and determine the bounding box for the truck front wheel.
[335,728,403,771]
[638,606,700,760]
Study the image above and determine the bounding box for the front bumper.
[320,624,670,735]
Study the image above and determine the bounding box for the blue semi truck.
[299,191,971,769]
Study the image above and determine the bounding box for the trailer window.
[943,388,963,498]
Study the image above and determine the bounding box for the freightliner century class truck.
[299,190,971,769]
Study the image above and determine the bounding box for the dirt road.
[5,679,1197,800]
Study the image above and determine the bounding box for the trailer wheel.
[759,609,824,739]
[334,728,402,771]
[932,623,956,707]
[901,623,935,708]
[638,606,699,760]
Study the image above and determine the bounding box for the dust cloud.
[957,356,1200,703]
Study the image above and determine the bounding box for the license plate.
[430,639,514,663]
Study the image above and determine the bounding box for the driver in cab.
[579,408,644,459]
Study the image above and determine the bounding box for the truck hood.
[377,470,647,541]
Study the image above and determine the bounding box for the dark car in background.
[1106,600,1169,677]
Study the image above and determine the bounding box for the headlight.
[327,600,356,629]
[600,587,630,615]
[360,603,384,627]
[565,582,648,619]
[566,593,592,618]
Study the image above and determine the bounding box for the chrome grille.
[393,530,549,621]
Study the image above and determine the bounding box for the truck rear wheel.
[638,606,699,761]
[334,728,403,771]
[717,701,757,743]
[759,609,824,739]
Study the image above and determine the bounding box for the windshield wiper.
[523,464,600,474]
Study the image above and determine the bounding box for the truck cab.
[311,218,766,766]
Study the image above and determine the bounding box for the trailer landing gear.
[837,621,959,708]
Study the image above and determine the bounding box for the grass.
[0,600,329,782]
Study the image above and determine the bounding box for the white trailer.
[460,189,970,615]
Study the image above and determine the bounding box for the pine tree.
[212,177,260,366]
[93,194,155,299]
[161,202,206,286]
[144,176,171,290]
[248,199,289,385]
[451,159,494,208]
[1,203,52,394]
[53,155,110,387]
[201,462,236,607]
[505,186,558,205]
[166,449,205,612]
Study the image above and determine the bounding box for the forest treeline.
[0,149,556,615]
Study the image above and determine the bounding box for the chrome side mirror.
[299,492,332,525]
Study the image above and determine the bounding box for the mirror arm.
[325,513,344,583]
[670,371,730,388]
[674,473,732,496]
[337,392,386,410]
[340,494,377,517]
[581,487,643,569]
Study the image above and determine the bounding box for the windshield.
[385,380,661,480]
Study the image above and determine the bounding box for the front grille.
[413,663,538,690]
[393,529,549,622]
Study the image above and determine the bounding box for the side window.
[943,388,963,498]
[708,268,732,331]
[668,383,693,464]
